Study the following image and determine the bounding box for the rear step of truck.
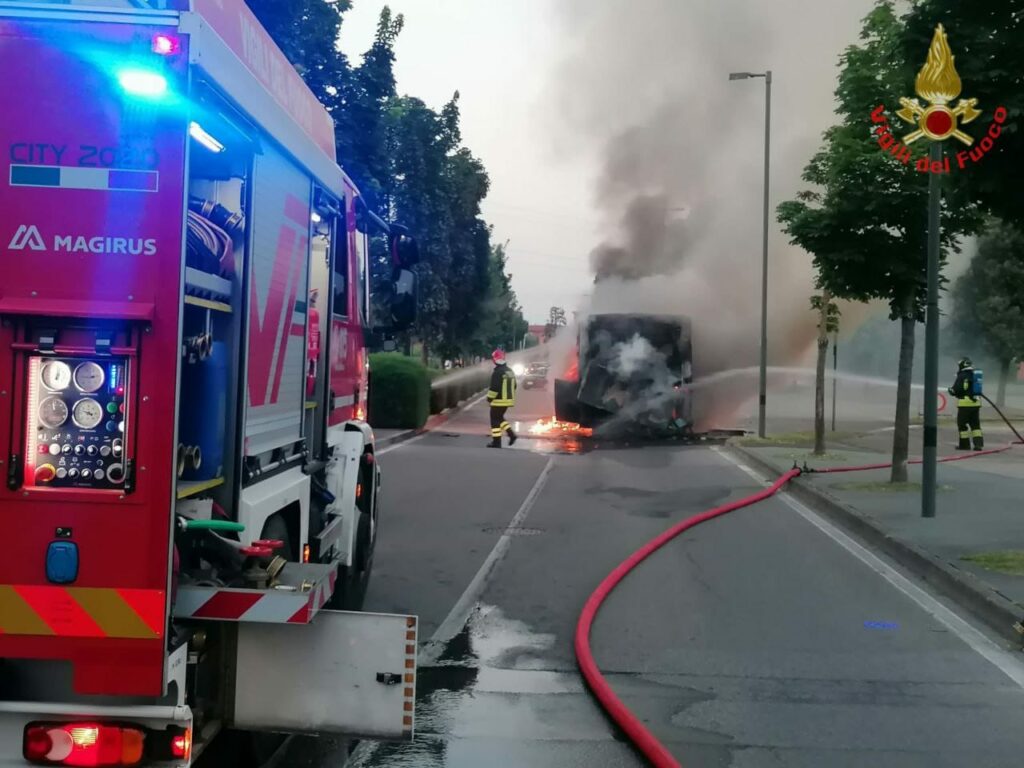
[173,562,338,624]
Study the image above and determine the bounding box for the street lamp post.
[729,70,772,439]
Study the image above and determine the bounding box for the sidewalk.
[731,428,1024,642]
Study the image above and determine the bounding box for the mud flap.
[232,610,417,741]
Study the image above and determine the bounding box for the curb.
[730,444,1024,644]
[374,391,487,449]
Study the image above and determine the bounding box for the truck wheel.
[212,730,286,767]
[554,379,581,424]
[260,514,295,562]
[328,460,376,611]
[577,403,603,429]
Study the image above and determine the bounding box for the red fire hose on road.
[575,439,1022,767]
[574,467,799,768]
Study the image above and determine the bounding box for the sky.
[338,1,877,326]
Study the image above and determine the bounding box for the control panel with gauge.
[24,356,129,489]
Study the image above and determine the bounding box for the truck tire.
[211,730,286,767]
[554,379,581,424]
[260,514,295,562]
[577,403,604,430]
[328,458,376,611]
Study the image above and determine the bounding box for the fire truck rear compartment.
[0,4,419,757]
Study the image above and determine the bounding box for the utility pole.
[728,69,772,438]
[922,142,942,518]
[759,71,772,440]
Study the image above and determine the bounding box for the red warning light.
[23,723,145,766]
[152,34,180,56]
[170,730,192,759]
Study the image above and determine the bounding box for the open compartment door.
[232,610,417,740]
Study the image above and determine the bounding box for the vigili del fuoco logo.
[870,24,1007,174]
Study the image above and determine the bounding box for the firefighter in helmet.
[948,357,983,450]
[487,349,517,448]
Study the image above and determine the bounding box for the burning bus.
[553,313,693,436]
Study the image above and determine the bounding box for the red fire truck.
[0,1,420,764]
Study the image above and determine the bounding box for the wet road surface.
[279,388,1024,767]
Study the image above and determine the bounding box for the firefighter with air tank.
[948,357,984,450]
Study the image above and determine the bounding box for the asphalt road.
[277,386,1024,767]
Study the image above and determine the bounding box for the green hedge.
[369,357,493,424]
[368,353,430,430]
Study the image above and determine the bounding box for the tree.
[810,291,841,455]
[545,306,567,341]
[337,7,404,204]
[245,0,351,109]
[380,89,498,363]
[439,146,492,360]
[778,1,981,482]
[382,95,458,364]
[246,3,502,362]
[949,219,1024,407]
[246,1,406,206]
[472,243,529,355]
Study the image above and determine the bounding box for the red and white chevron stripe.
[173,567,337,624]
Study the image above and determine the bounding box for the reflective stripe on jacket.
[488,364,517,407]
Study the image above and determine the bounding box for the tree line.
[779,0,1022,480]
[245,0,530,364]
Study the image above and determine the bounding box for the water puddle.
[348,605,591,768]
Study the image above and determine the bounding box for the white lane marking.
[419,457,556,665]
[713,447,1024,690]
[376,393,489,455]
[348,455,555,768]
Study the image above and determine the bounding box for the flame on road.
[528,417,593,437]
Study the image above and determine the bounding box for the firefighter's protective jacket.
[948,367,980,408]
[488,364,517,407]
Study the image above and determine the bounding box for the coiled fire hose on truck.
[576,428,1024,767]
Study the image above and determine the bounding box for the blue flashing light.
[117,68,168,99]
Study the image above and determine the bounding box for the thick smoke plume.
[549,0,874,427]
[608,334,661,378]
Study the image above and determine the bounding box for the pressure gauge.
[72,398,104,430]
[73,361,105,393]
[40,361,72,391]
[39,396,69,428]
